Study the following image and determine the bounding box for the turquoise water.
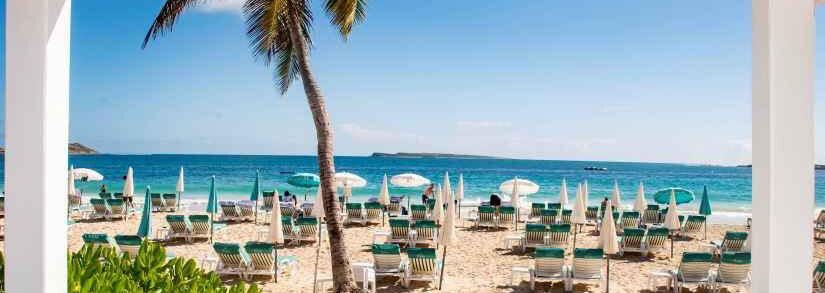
[8,154,824,216]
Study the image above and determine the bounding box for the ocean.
[7,154,822,221]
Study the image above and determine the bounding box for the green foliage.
[67,241,261,293]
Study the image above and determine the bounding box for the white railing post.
[752,0,815,292]
[5,0,71,291]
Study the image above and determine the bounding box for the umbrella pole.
[438,246,448,290]
[670,232,674,259]
[210,212,214,243]
[458,199,462,227]
[255,199,259,224]
[312,224,322,293]
[606,256,610,293]
[177,192,181,212]
[704,221,707,240]
[573,224,578,250]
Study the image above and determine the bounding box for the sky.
[3,0,825,165]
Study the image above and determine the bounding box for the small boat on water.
[584,167,608,171]
[279,171,295,174]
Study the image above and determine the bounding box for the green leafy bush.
[67,241,261,293]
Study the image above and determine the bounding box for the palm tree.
[142,0,366,291]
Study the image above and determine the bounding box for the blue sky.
[3,0,825,165]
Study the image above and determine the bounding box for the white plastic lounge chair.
[585,206,600,226]
[150,193,165,212]
[281,216,299,245]
[237,200,256,222]
[669,252,714,293]
[166,215,192,242]
[403,248,440,288]
[476,206,497,230]
[296,217,319,243]
[531,203,547,219]
[411,220,438,247]
[388,219,411,247]
[498,206,517,230]
[678,215,706,239]
[364,202,383,224]
[107,199,130,221]
[566,248,605,292]
[709,232,748,256]
[410,204,428,222]
[618,211,641,231]
[643,204,661,225]
[82,233,117,251]
[244,241,296,281]
[529,247,567,291]
[114,235,143,258]
[89,198,109,220]
[559,210,573,225]
[162,193,177,212]
[711,252,751,293]
[522,224,549,253]
[372,244,405,278]
[189,215,211,242]
[618,228,647,256]
[814,260,825,293]
[220,201,242,222]
[213,242,251,279]
[346,203,366,225]
[547,224,571,249]
[540,209,558,226]
[645,227,670,256]
[280,203,295,217]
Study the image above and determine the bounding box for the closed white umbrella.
[123,167,134,198]
[379,174,390,205]
[599,199,620,293]
[571,185,587,249]
[71,168,103,181]
[663,189,681,258]
[438,179,456,290]
[269,189,284,244]
[559,178,569,209]
[176,167,184,211]
[390,173,430,187]
[583,180,589,206]
[432,185,444,224]
[334,172,367,188]
[68,166,76,196]
[633,182,647,212]
[611,180,623,212]
[456,174,465,222]
[442,172,452,208]
[311,186,325,218]
[510,177,521,230]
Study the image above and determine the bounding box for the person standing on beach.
[99,184,107,194]
[422,184,434,204]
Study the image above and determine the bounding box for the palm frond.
[324,0,367,39]
[244,0,313,94]
[142,0,201,49]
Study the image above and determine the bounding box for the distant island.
[370,152,503,159]
[736,164,825,170]
[0,142,98,155]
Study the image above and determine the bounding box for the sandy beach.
[40,204,778,293]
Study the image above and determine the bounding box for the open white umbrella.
[123,167,135,198]
[71,168,103,181]
[176,167,184,211]
[68,166,77,197]
[559,178,569,209]
[432,185,444,224]
[611,180,623,212]
[499,178,539,196]
[335,172,367,188]
[633,182,647,212]
[269,189,284,244]
[571,185,587,249]
[663,189,681,258]
[438,179,456,290]
[390,173,431,187]
[599,199,620,293]
[311,186,326,218]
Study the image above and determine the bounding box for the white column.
[752,0,814,292]
[5,0,71,292]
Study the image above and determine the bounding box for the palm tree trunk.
[287,9,358,292]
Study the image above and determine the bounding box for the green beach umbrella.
[137,186,152,239]
[250,170,262,223]
[698,185,712,239]
[288,173,320,200]
[206,176,218,242]
[653,188,694,205]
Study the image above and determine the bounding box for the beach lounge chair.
[618,228,647,256]
[280,216,298,245]
[425,198,436,211]
[261,191,274,213]
[296,217,319,243]
[387,197,402,216]
[280,203,295,217]
[548,203,562,212]
[678,215,706,239]
[814,261,825,293]
[646,227,670,255]
[388,219,411,247]
[166,215,192,242]
[547,224,571,249]
[529,248,567,291]
[711,252,751,293]
[585,206,600,225]
[411,220,438,247]
[89,198,109,220]
[559,209,573,225]
[540,209,558,226]
[346,203,366,225]
[815,211,825,239]
[68,194,82,214]
[372,244,405,278]
[531,203,546,218]
[244,241,296,281]
[189,215,211,242]
[618,211,641,230]
[82,233,117,251]
[213,242,251,279]
[644,204,661,225]
[476,206,497,230]
[300,202,314,216]
[522,224,549,253]
[567,248,605,292]
[220,201,241,222]
[411,204,428,221]
[710,232,749,256]
[364,202,383,224]
[670,252,714,293]
[498,206,516,229]
[113,192,123,199]
[237,200,256,222]
[150,193,165,212]
[99,192,112,200]
[107,199,130,221]
[114,235,143,258]
[162,193,177,212]
[403,248,440,288]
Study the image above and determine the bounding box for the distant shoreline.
[736,164,825,170]
[370,152,505,159]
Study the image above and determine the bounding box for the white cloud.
[726,137,752,165]
[196,0,245,13]
[456,120,512,131]
[338,123,424,142]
